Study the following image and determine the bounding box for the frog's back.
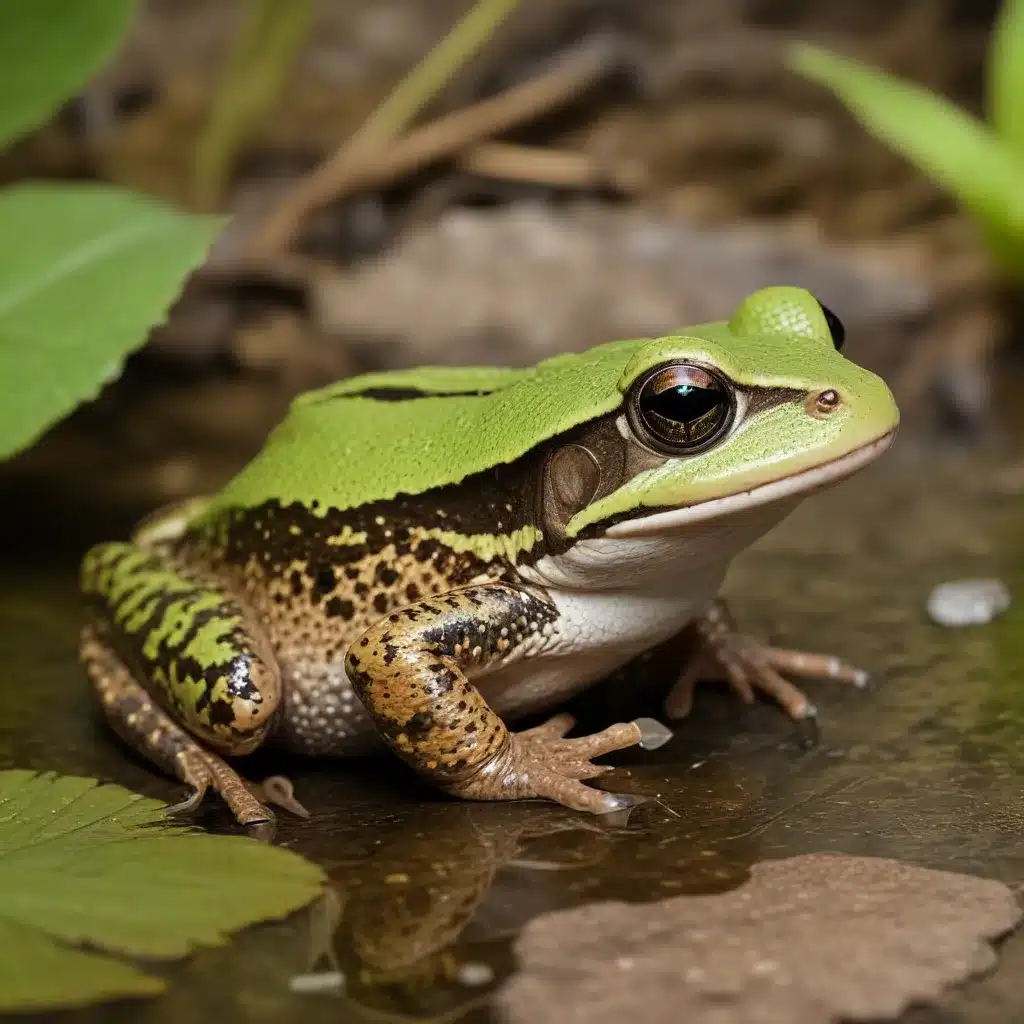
[196,342,644,524]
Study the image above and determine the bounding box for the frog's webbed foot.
[497,712,652,815]
[665,599,869,724]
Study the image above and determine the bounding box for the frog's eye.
[628,363,733,455]
[818,300,845,351]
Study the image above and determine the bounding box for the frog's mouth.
[605,428,897,539]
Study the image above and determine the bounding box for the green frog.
[80,286,899,826]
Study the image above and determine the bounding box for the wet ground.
[3,435,1024,1023]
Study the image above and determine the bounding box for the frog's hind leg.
[80,625,273,825]
[79,541,304,824]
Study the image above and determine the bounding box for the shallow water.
[3,437,1024,1023]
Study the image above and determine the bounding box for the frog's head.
[545,286,899,548]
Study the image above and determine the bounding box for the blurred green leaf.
[790,43,1024,269]
[990,0,1024,157]
[0,0,137,149]
[0,770,325,1011]
[0,183,221,460]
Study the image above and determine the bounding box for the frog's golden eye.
[628,363,733,455]
[818,300,845,351]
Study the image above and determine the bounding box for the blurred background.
[0,0,1018,550]
[6,6,1024,1020]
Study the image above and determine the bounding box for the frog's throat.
[605,428,897,539]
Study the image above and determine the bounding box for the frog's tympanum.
[80,287,899,824]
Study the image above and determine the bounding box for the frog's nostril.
[809,389,841,417]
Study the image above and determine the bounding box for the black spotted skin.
[347,583,560,795]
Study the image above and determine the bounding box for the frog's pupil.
[647,385,720,422]
[642,385,725,444]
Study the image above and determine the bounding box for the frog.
[79,286,899,826]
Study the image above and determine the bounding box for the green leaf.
[0,183,222,460]
[0,0,138,149]
[0,770,326,1012]
[0,920,162,1011]
[989,0,1024,157]
[790,44,1024,261]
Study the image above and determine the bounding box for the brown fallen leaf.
[497,852,1021,1024]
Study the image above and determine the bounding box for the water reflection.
[290,763,762,1020]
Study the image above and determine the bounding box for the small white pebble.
[288,970,345,994]
[616,957,635,970]
[926,578,1011,627]
[457,962,495,987]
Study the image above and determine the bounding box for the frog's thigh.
[80,542,281,756]
[80,625,271,825]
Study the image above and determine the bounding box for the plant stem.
[191,0,316,212]
[254,0,521,255]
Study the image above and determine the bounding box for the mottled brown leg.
[81,626,280,826]
[346,583,646,815]
[665,599,869,722]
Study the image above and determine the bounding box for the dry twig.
[254,0,522,255]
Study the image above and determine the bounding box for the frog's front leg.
[664,598,869,723]
[80,542,299,825]
[346,582,644,815]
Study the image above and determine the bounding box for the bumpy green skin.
[79,287,901,822]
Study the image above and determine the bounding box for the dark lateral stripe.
[743,385,808,415]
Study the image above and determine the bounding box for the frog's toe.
[246,774,310,819]
[517,718,644,763]
[762,647,870,688]
[162,759,273,826]
[180,749,274,826]
[523,761,645,815]
[503,717,655,813]
[164,785,209,818]
[684,600,869,723]
[516,712,577,741]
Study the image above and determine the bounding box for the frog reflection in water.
[79,287,899,823]
[314,803,611,992]
[299,786,757,1007]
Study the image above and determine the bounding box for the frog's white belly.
[479,587,717,720]
[484,501,796,717]
[480,534,732,718]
